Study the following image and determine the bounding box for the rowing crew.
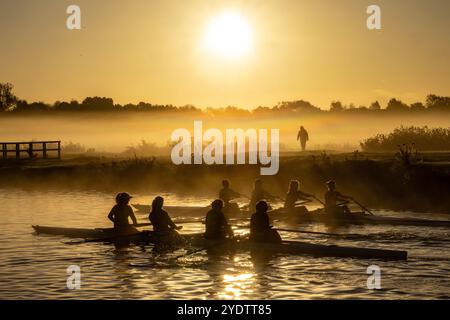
[219,178,354,216]
[106,178,355,243]
[107,193,282,244]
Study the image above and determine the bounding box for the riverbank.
[1,151,450,214]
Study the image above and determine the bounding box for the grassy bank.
[1,152,450,214]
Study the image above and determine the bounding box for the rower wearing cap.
[108,192,138,232]
[149,196,182,235]
[250,201,281,243]
[205,199,234,240]
[324,180,353,216]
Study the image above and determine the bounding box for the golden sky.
[1,0,449,108]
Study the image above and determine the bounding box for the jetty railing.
[0,141,61,160]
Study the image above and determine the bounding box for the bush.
[61,141,86,154]
[360,126,450,151]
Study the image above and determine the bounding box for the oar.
[240,203,250,211]
[232,224,344,237]
[312,196,326,206]
[274,227,343,237]
[175,247,207,260]
[134,219,202,228]
[293,200,311,206]
[352,199,375,216]
[65,232,146,245]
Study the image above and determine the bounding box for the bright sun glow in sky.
[202,12,253,59]
[1,1,449,107]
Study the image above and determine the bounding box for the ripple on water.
[0,189,449,299]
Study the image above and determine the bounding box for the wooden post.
[28,142,33,158]
[43,142,47,159]
[2,144,6,160]
[57,141,61,159]
[15,143,20,159]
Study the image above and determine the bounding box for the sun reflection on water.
[219,273,255,299]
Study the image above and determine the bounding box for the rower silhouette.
[219,179,242,215]
[249,179,277,212]
[149,196,182,236]
[324,180,353,215]
[250,201,281,243]
[205,199,233,240]
[107,192,138,232]
[284,180,315,213]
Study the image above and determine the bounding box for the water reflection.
[1,189,450,299]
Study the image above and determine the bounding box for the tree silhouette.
[410,102,425,111]
[386,98,409,112]
[81,97,114,110]
[369,101,381,110]
[0,83,18,111]
[1,82,449,115]
[330,101,344,112]
[426,94,450,111]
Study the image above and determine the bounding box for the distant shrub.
[360,126,450,151]
[62,141,86,154]
[122,139,169,157]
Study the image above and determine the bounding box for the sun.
[202,12,253,59]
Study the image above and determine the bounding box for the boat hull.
[32,225,407,260]
[187,237,407,261]
[132,204,450,228]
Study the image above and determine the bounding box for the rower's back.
[109,204,134,229]
[108,193,137,231]
[324,180,351,216]
[219,187,231,204]
[284,190,302,210]
[205,199,229,240]
[149,208,172,233]
[250,201,281,243]
[325,189,337,209]
[250,211,269,240]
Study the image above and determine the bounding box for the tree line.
[1,82,449,114]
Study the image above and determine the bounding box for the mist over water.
[1,112,449,153]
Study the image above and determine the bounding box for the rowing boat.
[188,237,407,261]
[32,225,155,243]
[132,204,450,228]
[32,225,139,238]
[32,225,407,260]
[132,204,207,216]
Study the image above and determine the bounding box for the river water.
[0,189,449,299]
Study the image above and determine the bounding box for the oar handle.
[313,196,326,206]
[135,219,203,228]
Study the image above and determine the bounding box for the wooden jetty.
[1,141,61,160]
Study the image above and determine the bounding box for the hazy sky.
[1,0,449,109]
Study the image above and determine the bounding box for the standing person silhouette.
[297,126,309,152]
